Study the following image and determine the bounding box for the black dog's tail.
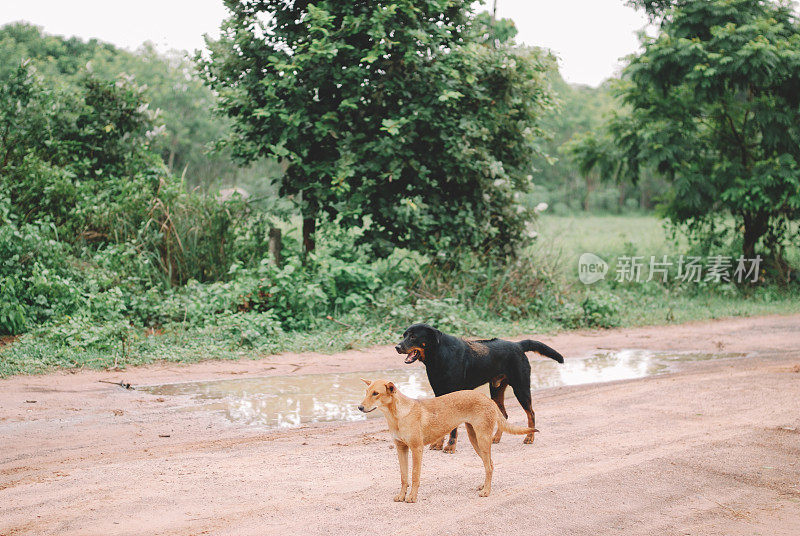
[517,340,564,363]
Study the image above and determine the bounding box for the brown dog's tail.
[494,406,538,435]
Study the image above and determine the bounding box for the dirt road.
[2,315,799,535]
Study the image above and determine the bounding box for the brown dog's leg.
[477,441,494,497]
[442,428,458,453]
[466,423,494,497]
[464,423,479,451]
[429,436,445,450]
[406,447,423,503]
[394,442,409,502]
[490,380,508,444]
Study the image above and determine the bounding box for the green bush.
[0,65,163,238]
[554,302,585,330]
[553,291,620,329]
[581,291,620,328]
[201,311,284,350]
[0,218,86,334]
[387,297,480,335]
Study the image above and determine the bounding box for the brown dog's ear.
[360,378,371,386]
[386,382,395,393]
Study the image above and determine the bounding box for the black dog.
[395,323,564,452]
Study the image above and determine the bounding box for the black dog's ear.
[434,328,442,344]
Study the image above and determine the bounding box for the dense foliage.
[200,0,556,256]
[1,7,797,376]
[0,64,162,238]
[0,62,269,332]
[0,31,565,343]
[577,0,800,263]
[0,22,279,189]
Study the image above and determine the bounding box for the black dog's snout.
[395,344,403,353]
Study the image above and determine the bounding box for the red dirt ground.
[1,314,799,535]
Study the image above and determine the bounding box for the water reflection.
[142,350,743,428]
[144,369,433,428]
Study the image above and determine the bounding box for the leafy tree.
[626,0,677,19]
[534,73,617,211]
[200,1,555,256]
[87,43,238,187]
[0,23,265,190]
[471,11,518,45]
[584,0,800,259]
[1,63,263,288]
[0,22,116,80]
[0,63,163,239]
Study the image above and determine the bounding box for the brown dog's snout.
[358,404,376,413]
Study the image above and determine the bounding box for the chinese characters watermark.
[579,254,761,285]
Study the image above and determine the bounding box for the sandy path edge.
[1,313,799,536]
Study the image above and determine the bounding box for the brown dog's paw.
[478,488,491,497]
[429,438,444,450]
[394,492,406,502]
[405,493,418,503]
[492,435,502,444]
[442,443,456,454]
[523,434,534,444]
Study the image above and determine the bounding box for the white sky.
[1,0,650,87]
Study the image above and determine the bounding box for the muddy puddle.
[141,349,745,429]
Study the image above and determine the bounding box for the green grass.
[3,285,795,378]
[533,214,686,273]
[2,213,797,378]
[530,213,798,326]
[613,286,798,325]
[0,312,563,377]
[535,213,800,270]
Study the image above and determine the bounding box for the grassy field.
[533,214,685,271]
[535,213,800,272]
[1,214,797,377]
[531,213,798,327]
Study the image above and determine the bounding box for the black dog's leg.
[510,382,536,444]
[490,380,509,418]
[490,380,508,443]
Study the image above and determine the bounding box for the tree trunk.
[268,227,282,267]
[742,211,768,259]
[583,174,594,211]
[302,217,316,258]
[167,135,178,172]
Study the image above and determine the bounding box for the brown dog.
[358,378,536,503]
